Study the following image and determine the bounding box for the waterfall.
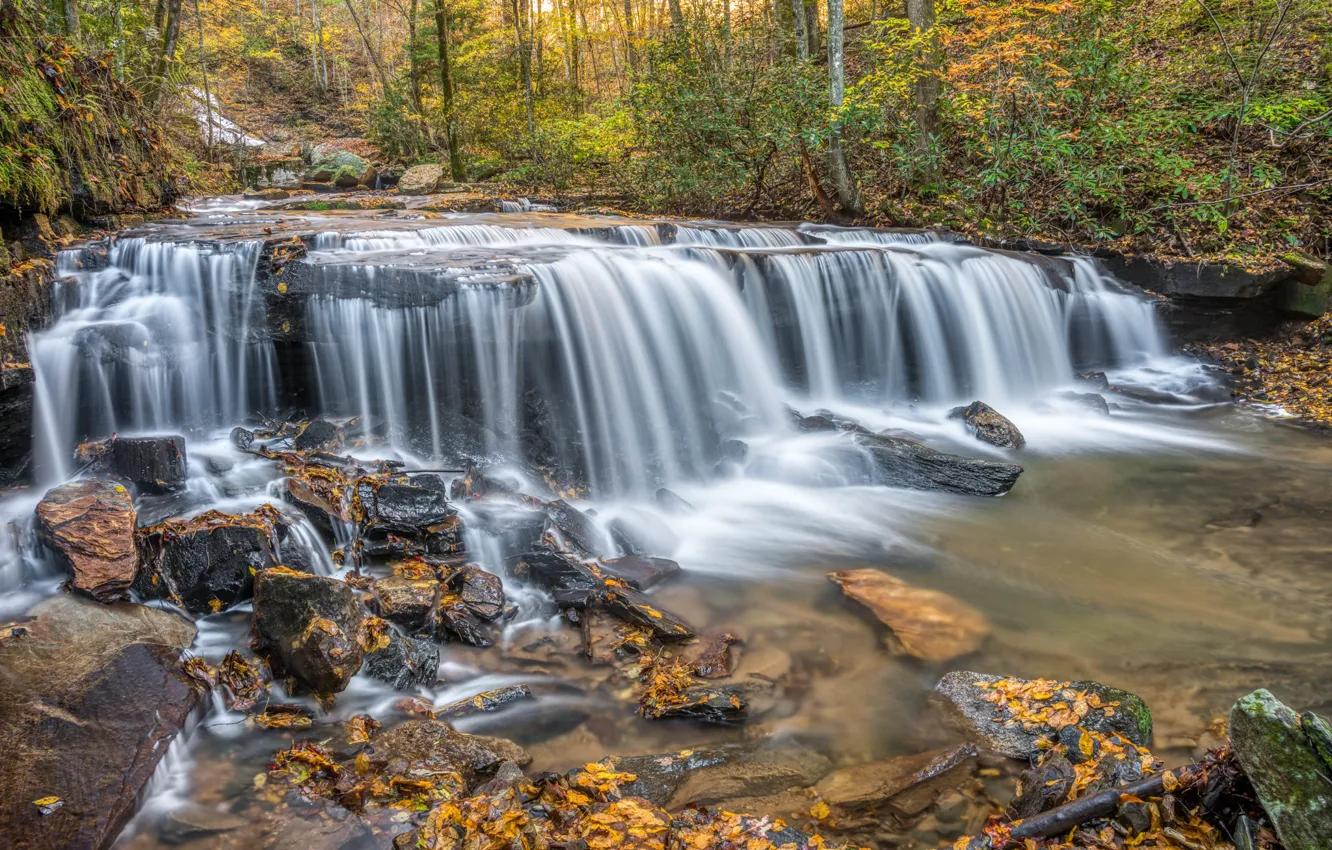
[29,218,1167,493]
[31,238,279,480]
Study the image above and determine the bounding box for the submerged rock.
[370,718,531,782]
[1057,390,1111,415]
[253,568,365,694]
[597,555,681,590]
[933,672,1152,758]
[137,505,284,614]
[0,596,197,850]
[856,433,1022,496]
[654,487,695,514]
[949,401,1026,449]
[814,744,977,812]
[608,510,680,558]
[828,569,989,662]
[610,740,832,809]
[35,478,138,601]
[1229,689,1332,849]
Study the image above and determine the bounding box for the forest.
[2,0,1329,258]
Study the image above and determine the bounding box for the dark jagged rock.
[136,505,284,615]
[1076,371,1110,391]
[432,593,494,647]
[1229,689,1332,849]
[856,433,1023,497]
[455,565,505,621]
[437,685,533,720]
[647,685,747,724]
[356,473,454,537]
[293,418,340,451]
[602,584,694,641]
[933,672,1153,759]
[363,629,439,690]
[597,555,681,591]
[814,744,977,813]
[654,487,695,514]
[544,499,604,556]
[253,568,365,694]
[101,435,188,492]
[510,547,598,593]
[35,478,138,601]
[949,401,1026,449]
[230,426,255,451]
[1008,753,1075,819]
[450,464,519,501]
[0,596,198,850]
[372,575,439,628]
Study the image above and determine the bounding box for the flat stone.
[829,569,989,662]
[0,596,198,850]
[35,479,138,601]
[815,745,977,811]
[855,433,1022,497]
[597,555,681,591]
[371,719,530,784]
[611,740,832,809]
[398,164,444,196]
[1229,689,1332,850]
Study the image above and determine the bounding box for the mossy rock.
[306,150,374,188]
[1229,689,1332,850]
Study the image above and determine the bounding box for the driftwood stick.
[1009,763,1206,839]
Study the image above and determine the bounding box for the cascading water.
[31,238,279,480]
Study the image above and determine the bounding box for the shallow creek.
[1,202,1328,849]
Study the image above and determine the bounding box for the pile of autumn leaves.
[1201,312,1332,428]
[266,720,849,850]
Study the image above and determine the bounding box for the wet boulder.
[372,575,440,628]
[363,627,439,691]
[455,565,505,621]
[356,473,454,538]
[293,418,340,451]
[398,163,444,196]
[137,505,284,615]
[1057,391,1111,415]
[544,499,605,556]
[948,401,1026,449]
[307,149,374,188]
[933,672,1152,759]
[253,568,366,694]
[78,435,188,492]
[855,433,1022,497]
[0,596,197,850]
[654,487,695,514]
[1229,689,1332,849]
[814,744,977,813]
[450,464,519,501]
[828,569,989,662]
[1007,752,1075,819]
[35,478,138,601]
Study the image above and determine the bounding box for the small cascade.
[673,225,808,247]
[31,238,279,480]
[312,223,586,253]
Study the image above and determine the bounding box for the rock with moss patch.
[1229,689,1332,850]
[932,672,1152,758]
[307,150,374,188]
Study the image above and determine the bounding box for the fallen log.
[1009,761,1207,839]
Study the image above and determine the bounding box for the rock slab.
[829,569,990,662]
[1229,689,1332,850]
[855,433,1022,497]
[398,164,444,195]
[0,596,198,850]
[35,479,138,601]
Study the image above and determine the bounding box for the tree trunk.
[790,0,808,60]
[803,0,818,57]
[826,0,860,215]
[667,0,683,34]
[344,0,392,96]
[407,0,426,115]
[151,0,184,105]
[60,0,81,36]
[511,0,538,160]
[622,0,636,72]
[434,0,466,180]
[312,0,327,92]
[906,0,940,149]
[194,0,214,151]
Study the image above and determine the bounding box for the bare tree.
[344,0,393,96]
[906,0,940,150]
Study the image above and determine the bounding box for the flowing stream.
[3,204,1330,849]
